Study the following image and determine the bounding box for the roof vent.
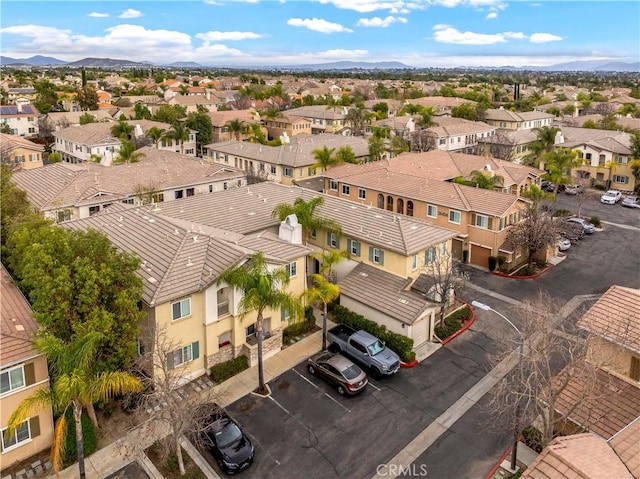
[187,257,193,266]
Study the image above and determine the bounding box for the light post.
[471,300,524,472]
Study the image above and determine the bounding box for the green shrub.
[434,307,471,340]
[333,305,415,362]
[63,409,97,467]
[589,216,601,228]
[304,305,314,321]
[553,209,571,217]
[283,315,315,343]
[209,355,249,383]
[517,266,536,276]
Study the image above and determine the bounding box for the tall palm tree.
[217,253,303,394]
[469,170,505,190]
[541,148,580,199]
[7,332,142,478]
[226,119,246,141]
[114,139,146,164]
[303,274,340,351]
[533,126,560,154]
[110,120,133,140]
[247,123,267,144]
[272,197,342,245]
[312,249,350,282]
[165,122,190,155]
[145,126,166,149]
[311,145,338,172]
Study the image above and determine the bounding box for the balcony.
[217,300,230,317]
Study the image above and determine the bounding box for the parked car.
[600,190,622,204]
[540,179,550,189]
[327,324,400,377]
[545,183,565,193]
[307,351,368,396]
[200,404,255,474]
[622,195,640,208]
[567,217,596,234]
[558,237,571,251]
[564,184,584,195]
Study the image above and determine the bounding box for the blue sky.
[1,1,638,68]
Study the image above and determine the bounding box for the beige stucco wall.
[0,355,54,468]
[587,336,640,384]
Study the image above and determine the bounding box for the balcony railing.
[217,300,230,317]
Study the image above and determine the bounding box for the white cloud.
[432,25,526,45]
[88,12,109,18]
[195,31,263,42]
[486,12,497,19]
[356,16,408,27]
[430,0,506,8]
[287,18,353,34]
[529,32,563,43]
[119,9,142,19]
[315,0,424,14]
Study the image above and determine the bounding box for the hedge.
[333,305,415,362]
[283,315,316,344]
[209,355,249,383]
[63,409,97,467]
[434,307,471,340]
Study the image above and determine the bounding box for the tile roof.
[553,361,640,440]
[608,417,640,479]
[12,148,246,211]
[207,109,259,127]
[425,117,495,137]
[522,433,634,479]
[52,119,176,144]
[338,263,435,325]
[153,182,458,255]
[577,285,640,355]
[1,264,39,367]
[0,133,44,152]
[485,109,553,122]
[285,105,347,120]
[559,126,632,147]
[205,133,370,167]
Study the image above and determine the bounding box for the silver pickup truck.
[327,324,401,377]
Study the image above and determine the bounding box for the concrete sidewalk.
[51,328,323,479]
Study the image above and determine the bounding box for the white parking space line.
[267,394,291,415]
[367,382,381,391]
[292,369,351,413]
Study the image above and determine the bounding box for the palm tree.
[7,332,142,478]
[368,136,385,162]
[533,126,560,154]
[114,139,146,164]
[312,249,350,282]
[603,160,618,190]
[542,148,580,199]
[335,145,357,164]
[272,197,342,245]
[303,275,340,351]
[145,126,166,149]
[247,123,267,144]
[469,170,505,190]
[165,122,190,155]
[311,145,338,172]
[345,107,370,137]
[217,253,303,394]
[226,119,246,141]
[110,120,133,140]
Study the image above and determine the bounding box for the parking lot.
[554,188,640,228]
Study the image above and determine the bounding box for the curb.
[483,446,513,479]
[400,360,419,368]
[440,302,476,346]
[491,264,553,280]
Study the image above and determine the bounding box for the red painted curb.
[492,264,553,280]
[483,446,513,479]
[440,302,476,346]
[400,360,419,368]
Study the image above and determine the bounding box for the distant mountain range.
[1,55,638,72]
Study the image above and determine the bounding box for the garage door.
[470,244,492,268]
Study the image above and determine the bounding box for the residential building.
[167,91,223,113]
[556,127,637,193]
[11,147,246,222]
[152,182,459,347]
[52,119,197,164]
[263,115,312,140]
[5,88,37,105]
[477,128,539,163]
[205,133,370,186]
[404,96,477,117]
[285,106,347,134]
[0,102,39,138]
[0,133,44,170]
[207,110,264,143]
[422,116,496,154]
[1,265,54,467]
[483,108,554,130]
[323,151,543,268]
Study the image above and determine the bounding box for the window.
[329,179,338,191]
[15,155,25,163]
[328,232,339,249]
[427,205,437,218]
[247,323,257,337]
[449,210,461,224]
[172,298,191,321]
[284,167,293,177]
[308,167,317,176]
[167,342,199,370]
[499,217,506,230]
[88,206,100,216]
[406,201,414,217]
[425,247,436,264]
[475,214,489,229]
[613,175,629,184]
[223,182,228,190]
[186,188,195,197]
[286,261,297,277]
[1,420,31,451]
[0,365,25,394]
[348,239,361,257]
[56,209,71,223]
[342,184,351,196]
[411,255,418,270]
[30,154,39,162]
[369,247,384,265]
[439,138,446,145]
[377,194,384,209]
[175,190,184,199]
[270,165,277,175]
[358,188,366,200]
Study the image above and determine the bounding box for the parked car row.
[621,195,640,209]
[600,190,623,205]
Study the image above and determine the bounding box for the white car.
[600,190,622,204]
[558,237,571,251]
[621,196,640,208]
